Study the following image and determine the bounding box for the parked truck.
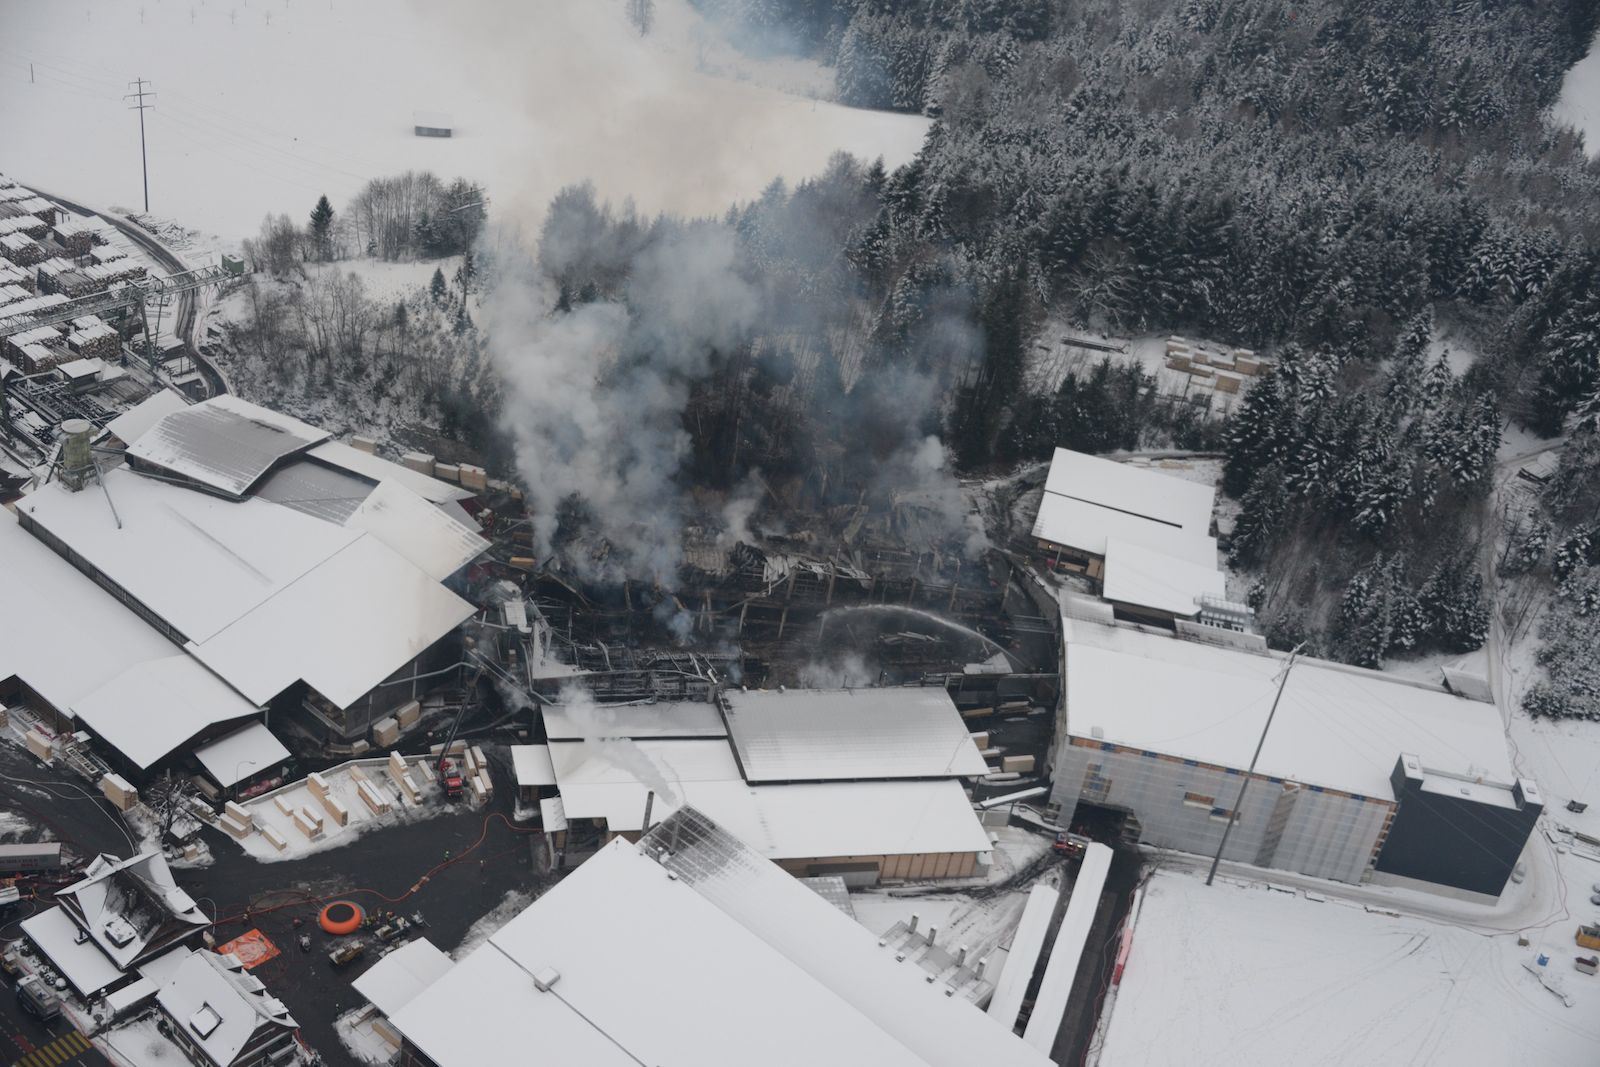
[17,975,59,1021]
[0,843,63,875]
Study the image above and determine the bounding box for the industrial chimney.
[59,419,94,491]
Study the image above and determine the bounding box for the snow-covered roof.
[540,795,568,831]
[509,744,557,788]
[20,905,125,997]
[104,389,189,446]
[187,535,475,709]
[541,699,728,740]
[127,394,330,498]
[343,478,487,580]
[192,722,290,787]
[1043,451,1213,529]
[548,739,991,859]
[0,515,181,720]
[21,467,361,644]
[352,938,454,1018]
[1063,619,1516,798]
[721,687,988,782]
[306,440,475,503]
[390,811,1050,1067]
[56,851,208,971]
[1033,449,1216,564]
[986,883,1059,1030]
[55,356,100,379]
[71,656,261,771]
[1031,491,1219,566]
[155,950,297,1067]
[1101,538,1227,617]
[20,466,474,711]
[1022,843,1111,1052]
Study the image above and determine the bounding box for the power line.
[124,77,156,212]
[1207,643,1301,886]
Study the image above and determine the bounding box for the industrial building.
[0,512,279,789]
[386,807,1053,1067]
[1,393,490,799]
[19,851,210,1001]
[14,393,486,747]
[1031,449,1234,627]
[526,687,994,881]
[1049,619,1540,900]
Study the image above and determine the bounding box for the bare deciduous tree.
[143,770,198,842]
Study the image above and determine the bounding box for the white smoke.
[483,221,760,581]
[717,472,766,548]
[558,684,680,807]
[797,652,876,689]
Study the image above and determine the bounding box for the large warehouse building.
[526,687,993,881]
[386,808,1053,1067]
[14,393,486,748]
[1050,619,1540,900]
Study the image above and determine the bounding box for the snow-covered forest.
[217,0,1600,711]
[682,0,1600,707]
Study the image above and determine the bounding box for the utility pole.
[1206,644,1302,887]
[124,78,156,212]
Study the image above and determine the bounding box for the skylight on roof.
[190,1003,222,1038]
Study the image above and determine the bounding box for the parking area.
[0,737,551,1067]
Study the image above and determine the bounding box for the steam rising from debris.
[482,178,989,584]
[559,684,680,807]
[798,652,875,689]
[482,222,758,580]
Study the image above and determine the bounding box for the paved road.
[0,970,108,1067]
[0,1022,108,1067]
[0,742,548,1067]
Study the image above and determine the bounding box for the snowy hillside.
[0,0,929,240]
[1554,29,1600,154]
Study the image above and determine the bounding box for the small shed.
[412,112,453,138]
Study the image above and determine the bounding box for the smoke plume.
[559,684,680,807]
[482,219,759,581]
[483,170,990,585]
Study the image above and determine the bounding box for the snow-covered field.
[1554,30,1600,154]
[1094,433,1600,1067]
[0,0,929,242]
[1098,869,1600,1067]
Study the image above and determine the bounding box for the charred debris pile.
[470,485,1059,708]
